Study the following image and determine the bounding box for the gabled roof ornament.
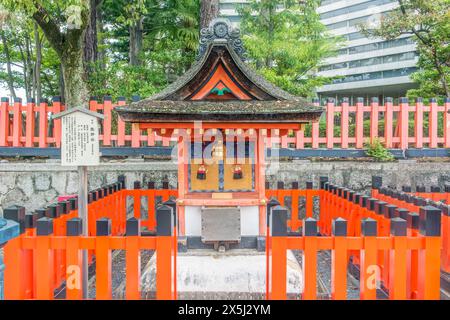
[197,18,247,61]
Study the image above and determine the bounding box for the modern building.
[316,0,418,104]
[219,0,419,104]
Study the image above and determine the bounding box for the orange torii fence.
[1,96,450,149]
[265,181,319,231]
[371,183,450,274]
[266,177,442,300]
[1,175,444,300]
[2,178,178,300]
[3,212,176,300]
[267,210,441,300]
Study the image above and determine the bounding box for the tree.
[0,24,16,99]
[359,0,450,98]
[3,1,92,109]
[200,0,219,30]
[87,0,200,99]
[0,9,47,101]
[84,0,103,75]
[238,0,341,97]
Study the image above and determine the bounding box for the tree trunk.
[263,3,275,68]
[129,17,143,67]
[33,3,91,109]
[58,63,65,103]
[17,43,31,100]
[200,0,219,30]
[61,39,90,109]
[96,2,105,69]
[34,23,42,103]
[0,30,16,99]
[84,0,102,75]
[25,34,34,101]
[441,74,450,98]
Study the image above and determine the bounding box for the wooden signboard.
[54,107,104,166]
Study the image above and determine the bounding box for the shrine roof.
[116,99,323,123]
[115,18,324,124]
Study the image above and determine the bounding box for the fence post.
[132,181,141,222]
[147,181,156,230]
[12,97,22,147]
[0,97,9,146]
[3,205,27,300]
[444,98,450,148]
[406,212,419,298]
[441,205,450,273]
[66,218,83,300]
[25,98,35,147]
[36,217,54,300]
[389,218,407,300]
[126,217,141,300]
[266,197,280,296]
[311,98,320,149]
[355,97,365,149]
[414,98,423,148]
[360,218,378,300]
[371,176,382,198]
[429,98,438,148]
[341,97,349,148]
[103,96,112,146]
[384,97,394,148]
[0,217,20,300]
[131,96,141,147]
[417,206,441,300]
[117,97,127,146]
[156,205,174,300]
[305,181,313,221]
[370,97,379,143]
[52,96,62,147]
[163,198,177,299]
[326,98,334,149]
[399,97,409,150]
[269,205,287,300]
[303,217,317,300]
[38,99,48,147]
[96,217,112,300]
[332,218,347,300]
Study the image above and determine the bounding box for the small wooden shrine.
[117,18,323,246]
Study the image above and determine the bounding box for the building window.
[326,20,347,30]
[331,67,417,84]
[320,0,342,6]
[320,0,396,20]
[347,32,366,41]
[347,37,414,55]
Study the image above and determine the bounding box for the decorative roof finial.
[197,18,247,61]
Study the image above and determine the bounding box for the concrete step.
[141,249,303,296]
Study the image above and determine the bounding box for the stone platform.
[141,249,303,299]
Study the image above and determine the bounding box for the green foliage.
[238,0,343,97]
[0,8,61,99]
[365,138,394,162]
[88,0,199,100]
[359,0,450,99]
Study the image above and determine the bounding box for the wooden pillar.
[257,129,267,236]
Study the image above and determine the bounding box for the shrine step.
[140,249,302,298]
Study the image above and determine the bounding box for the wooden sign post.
[53,107,104,299]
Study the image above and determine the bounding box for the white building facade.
[219,0,418,105]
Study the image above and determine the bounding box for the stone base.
[141,249,302,299]
[177,236,266,252]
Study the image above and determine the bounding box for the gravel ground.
[87,249,155,299]
[292,250,360,299]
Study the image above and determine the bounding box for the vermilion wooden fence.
[1,97,449,150]
[3,180,177,300]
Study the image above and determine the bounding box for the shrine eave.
[115,100,324,123]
